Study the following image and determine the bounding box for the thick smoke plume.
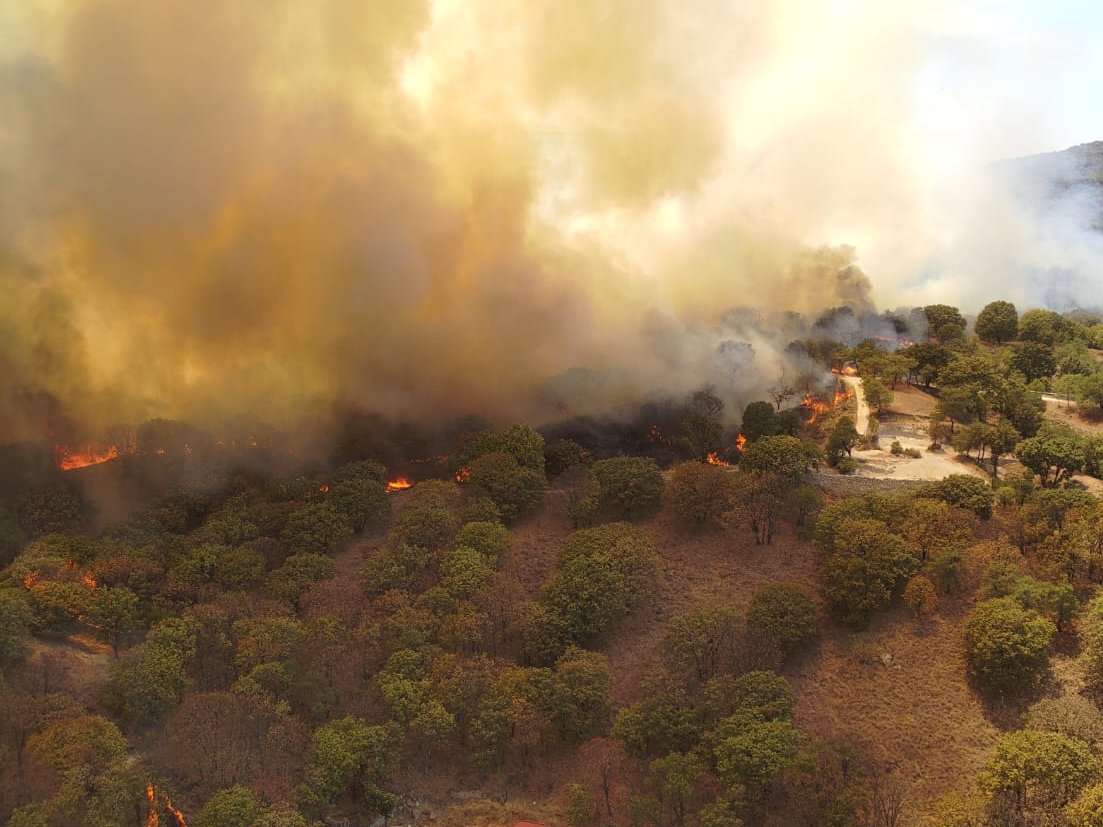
[0,1,1094,445]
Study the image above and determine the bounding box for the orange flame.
[57,444,121,471]
[706,452,731,467]
[802,393,831,424]
[145,783,187,827]
[82,571,98,592]
[163,796,188,827]
[455,466,470,483]
[386,477,412,493]
[318,484,330,494]
[146,783,160,827]
[832,365,859,376]
[736,434,747,452]
[833,387,854,406]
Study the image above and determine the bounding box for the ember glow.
[386,477,412,493]
[455,467,470,483]
[57,444,122,471]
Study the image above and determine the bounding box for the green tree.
[281,502,353,555]
[103,618,197,724]
[1018,308,1074,345]
[901,498,976,562]
[455,520,511,566]
[826,416,859,466]
[650,751,705,826]
[613,680,701,759]
[819,518,915,627]
[1016,429,1086,487]
[663,461,735,526]
[916,475,994,518]
[745,584,818,656]
[254,803,312,827]
[712,716,802,793]
[862,376,893,412]
[197,785,262,827]
[16,488,85,537]
[975,300,1019,344]
[537,523,660,658]
[981,729,1096,809]
[299,717,399,816]
[0,587,34,669]
[1011,341,1057,382]
[551,646,613,741]
[741,400,781,442]
[683,386,725,462]
[327,476,389,532]
[1079,370,1103,411]
[85,585,140,657]
[924,304,967,337]
[467,451,547,523]
[661,602,741,683]
[964,597,1054,693]
[588,457,665,519]
[985,418,1022,477]
[739,435,807,479]
[267,552,336,607]
[545,438,589,478]
[495,423,547,472]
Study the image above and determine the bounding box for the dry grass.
[244,477,1034,824]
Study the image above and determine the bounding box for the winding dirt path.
[840,374,869,434]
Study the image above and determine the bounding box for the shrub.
[1079,595,1103,692]
[837,458,859,475]
[745,584,818,656]
[890,440,904,455]
[1068,782,1103,827]
[964,597,1054,692]
[903,575,939,617]
[1024,696,1103,750]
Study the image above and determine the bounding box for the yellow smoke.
[0,0,947,442]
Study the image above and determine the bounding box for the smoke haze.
[1,0,1100,442]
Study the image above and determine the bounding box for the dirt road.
[840,374,869,434]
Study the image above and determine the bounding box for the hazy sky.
[914,0,1103,158]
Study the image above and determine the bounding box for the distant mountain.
[995,141,1103,232]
